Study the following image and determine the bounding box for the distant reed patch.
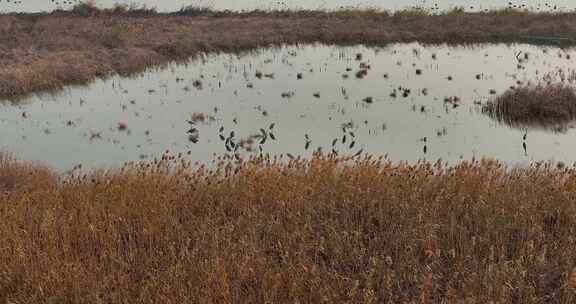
[483,84,576,129]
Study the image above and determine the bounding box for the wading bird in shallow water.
[523,130,528,141]
[522,129,528,156]
[304,134,312,150]
[523,142,527,156]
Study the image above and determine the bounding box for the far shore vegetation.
[2,2,576,99]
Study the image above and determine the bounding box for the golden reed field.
[3,3,576,100]
[1,151,576,303]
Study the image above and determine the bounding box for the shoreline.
[2,8,576,100]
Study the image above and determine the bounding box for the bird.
[523,131,527,141]
[523,142,527,155]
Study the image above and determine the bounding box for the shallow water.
[1,0,575,13]
[0,44,576,169]
[2,43,576,170]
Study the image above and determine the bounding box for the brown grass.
[2,6,576,100]
[483,84,576,129]
[2,151,576,302]
[0,152,55,193]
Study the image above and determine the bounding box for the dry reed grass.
[2,151,576,303]
[2,5,576,99]
[0,152,55,193]
[483,84,576,129]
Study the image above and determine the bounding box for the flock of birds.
[4,42,576,168]
[173,47,553,161]
[0,0,80,8]
[0,1,574,13]
[183,103,366,160]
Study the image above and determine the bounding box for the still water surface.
[2,43,576,170]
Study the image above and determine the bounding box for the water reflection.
[2,42,576,170]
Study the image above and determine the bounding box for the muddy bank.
[2,8,576,100]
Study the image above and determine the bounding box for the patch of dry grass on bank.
[2,4,576,99]
[1,151,576,302]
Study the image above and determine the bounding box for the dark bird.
[188,134,199,143]
[362,97,374,104]
[523,131,527,141]
[523,142,527,155]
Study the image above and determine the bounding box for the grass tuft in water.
[483,84,576,129]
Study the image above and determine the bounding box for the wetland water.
[1,1,575,13]
[2,43,576,170]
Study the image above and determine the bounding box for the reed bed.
[2,4,576,100]
[1,151,576,303]
[483,84,576,129]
